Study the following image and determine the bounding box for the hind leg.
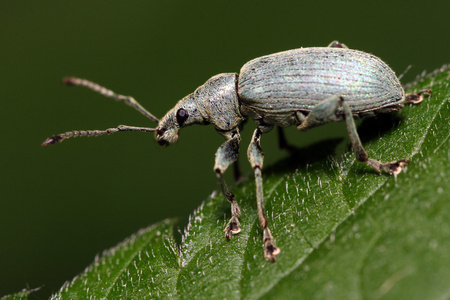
[297,95,408,175]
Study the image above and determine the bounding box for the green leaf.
[53,220,180,299]
[51,66,449,300]
[1,288,39,300]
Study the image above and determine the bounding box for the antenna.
[62,77,159,122]
[42,77,158,146]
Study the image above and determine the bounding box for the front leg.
[248,128,280,261]
[214,130,242,239]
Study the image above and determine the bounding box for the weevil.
[43,41,431,261]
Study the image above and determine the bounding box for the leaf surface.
[51,66,449,300]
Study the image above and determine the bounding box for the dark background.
[1,1,448,298]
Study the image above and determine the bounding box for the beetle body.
[44,41,430,261]
[238,47,405,126]
[156,46,406,146]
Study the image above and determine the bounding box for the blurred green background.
[1,1,448,298]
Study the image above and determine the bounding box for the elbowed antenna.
[42,77,159,146]
[62,77,160,123]
[42,125,157,146]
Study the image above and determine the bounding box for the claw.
[367,158,409,176]
[404,89,432,104]
[382,159,409,175]
[262,227,280,261]
[224,218,241,240]
[264,244,281,262]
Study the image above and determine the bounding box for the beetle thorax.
[194,73,244,131]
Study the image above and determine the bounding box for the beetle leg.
[339,97,409,175]
[297,95,342,131]
[277,126,296,152]
[248,128,281,261]
[214,131,242,239]
[298,95,410,175]
[277,112,308,151]
[327,41,349,48]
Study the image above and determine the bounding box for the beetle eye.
[176,108,189,126]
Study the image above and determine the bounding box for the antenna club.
[42,135,63,146]
[62,77,79,86]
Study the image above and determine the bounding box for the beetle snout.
[158,140,168,146]
[156,127,166,137]
[155,135,169,146]
[155,127,178,146]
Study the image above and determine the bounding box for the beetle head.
[155,73,244,146]
[155,93,207,146]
